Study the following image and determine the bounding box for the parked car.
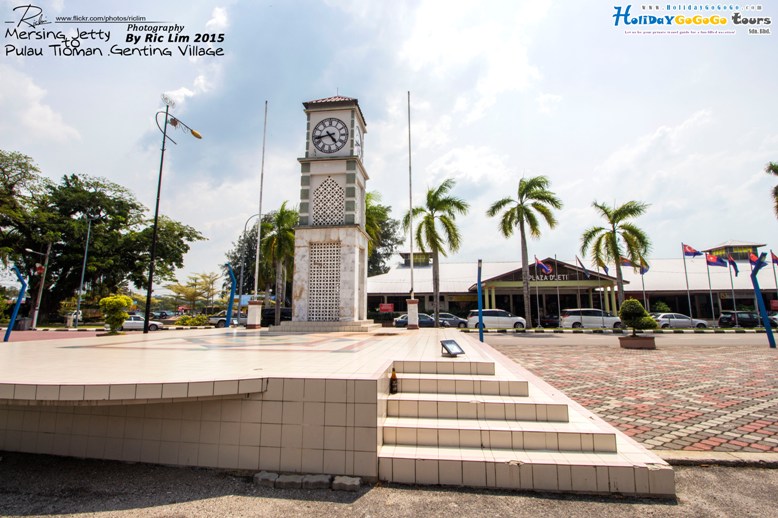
[104,315,164,331]
[393,313,451,328]
[653,313,707,329]
[718,310,778,328]
[560,308,621,329]
[208,310,248,328]
[261,307,293,327]
[437,312,468,328]
[466,309,526,329]
[151,310,171,320]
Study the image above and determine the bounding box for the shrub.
[99,294,132,334]
[175,314,208,326]
[652,301,671,313]
[619,299,656,336]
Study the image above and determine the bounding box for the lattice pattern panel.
[308,242,341,321]
[312,177,344,226]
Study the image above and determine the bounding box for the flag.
[749,252,759,266]
[575,256,591,279]
[772,251,778,265]
[640,261,650,275]
[602,264,609,275]
[727,255,739,276]
[534,256,552,275]
[683,243,702,257]
[620,257,633,268]
[706,253,727,267]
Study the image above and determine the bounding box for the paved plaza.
[485,332,778,454]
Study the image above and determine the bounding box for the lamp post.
[25,243,51,330]
[144,94,202,333]
[75,216,96,329]
[238,213,260,315]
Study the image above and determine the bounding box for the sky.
[2,0,777,290]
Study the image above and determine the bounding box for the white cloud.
[0,65,80,143]
[205,7,229,31]
[398,0,546,123]
[536,93,561,114]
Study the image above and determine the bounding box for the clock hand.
[326,130,337,143]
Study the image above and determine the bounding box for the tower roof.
[303,96,366,127]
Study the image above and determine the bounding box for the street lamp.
[25,243,51,330]
[144,94,202,334]
[75,215,97,329]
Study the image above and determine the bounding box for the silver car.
[653,313,707,329]
[437,312,468,328]
[104,315,165,331]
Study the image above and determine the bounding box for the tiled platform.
[0,327,674,497]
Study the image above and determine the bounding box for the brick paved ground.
[487,334,778,453]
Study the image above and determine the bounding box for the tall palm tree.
[403,179,469,326]
[486,175,563,327]
[364,191,386,256]
[766,162,778,217]
[580,200,651,307]
[260,202,298,325]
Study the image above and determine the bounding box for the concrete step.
[387,392,569,422]
[395,372,528,397]
[394,360,495,376]
[382,416,617,452]
[377,444,674,496]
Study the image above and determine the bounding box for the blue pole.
[751,252,775,348]
[225,264,237,328]
[477,259,484,342]
[4,266,28,342]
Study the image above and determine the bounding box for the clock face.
[312,117,349,153]
[354,126,363,158]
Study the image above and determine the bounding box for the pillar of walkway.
[604,286,611,313]
[611,288,618,314]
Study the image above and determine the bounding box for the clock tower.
[282,96,374,329]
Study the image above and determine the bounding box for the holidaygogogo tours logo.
[613,4,771,35]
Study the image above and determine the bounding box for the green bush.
[619,299,656,336]
[99,294,132,334]
[652,301,671,313]
[175,314,208,326]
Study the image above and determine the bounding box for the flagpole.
[641,270,647,311]
[554,254,561,324]
[705,259,715,321]
[575,259,582,309]
[534,262,540,327]
[682,243,694,319]
[749,256,759,316]
[770,248,778,306]
[728,260,736,314]
[407,91,414,300]
[253,100,268,299]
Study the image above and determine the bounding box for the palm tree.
[260,202,298,325]
[403,179,469,326]
[580,201,651,307]
[486,175,563,327]
[766,162,778,217]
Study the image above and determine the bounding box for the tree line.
[1,150,204,323]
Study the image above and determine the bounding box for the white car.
[467,309,526,329]
[105,315,164,331]
[653,313,707,329]
[560,308,621,329]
